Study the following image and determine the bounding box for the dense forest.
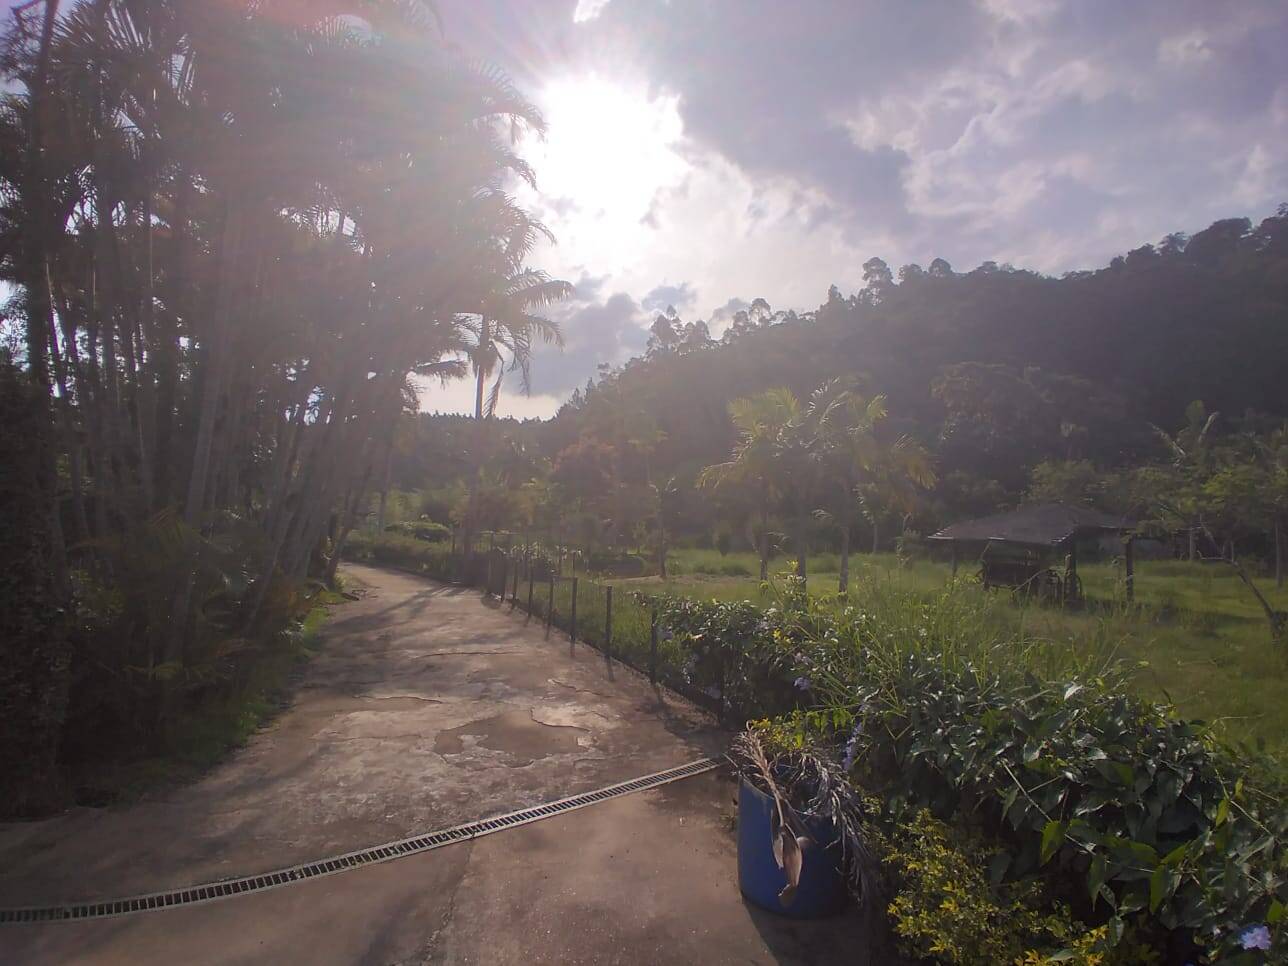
[389,207,1288,586]
[0,0,565,815]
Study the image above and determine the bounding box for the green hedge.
[344,533,456,582]
[675,580,1287,960]
[381,520,451,543]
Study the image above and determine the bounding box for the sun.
[521,74,688,269]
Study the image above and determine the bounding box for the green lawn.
[611,549,1288,754]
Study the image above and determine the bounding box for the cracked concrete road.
[0,564,871,964]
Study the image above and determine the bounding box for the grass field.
[610,549,1288,753]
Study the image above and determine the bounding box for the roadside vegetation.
[67,591,342,807]
[368,532,1286,962]
[0,0,567,816]
[620,549,1288,754]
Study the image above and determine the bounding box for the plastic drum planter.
[737,778,847,918]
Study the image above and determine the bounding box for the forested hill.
[538,208,1288,503]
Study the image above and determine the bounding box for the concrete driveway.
[0,564,871,964]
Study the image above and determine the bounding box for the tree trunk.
[47,320,90,546]
[464,319,491,560]
[1276,513,1283,590]
[167,201,245,675]
[759,503,769,581]
[657,518,667,579]
[181,202,243,531]
[1187,525,1196,562]
[154,174,193,508]
[326,462,375,590]
[795,516,808,589]
[838,524,850,594]
[19,0,67,596]
[376,443,393,533]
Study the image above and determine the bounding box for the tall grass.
[624,549,1288,751]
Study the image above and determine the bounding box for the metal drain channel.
[1,757,721,926]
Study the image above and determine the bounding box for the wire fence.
[489,548,724,718]
[344,531,757,719]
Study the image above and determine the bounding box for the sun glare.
[523,75,687,268]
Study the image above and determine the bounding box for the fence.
[494,549,727,718]
[343,531,771,722]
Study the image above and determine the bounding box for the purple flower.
[841,720,865,771]
[794,676,811,691]
[1239,924,1272,951]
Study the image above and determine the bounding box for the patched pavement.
[0,564,870,964]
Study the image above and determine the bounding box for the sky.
[8,1,1281,418]
[416,0,1288,420]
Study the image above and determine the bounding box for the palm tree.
[460,266,571,556]
[1254,423,1288,588]
[699,388,802,581]
[1150,400,1220,560]
[1,0,571,754]
[809,379,935,593]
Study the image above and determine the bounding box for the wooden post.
[527,567,535,616]
[1124,535,1135,603]
[649,602,659,685]
[546,574,555,629]
[717,653,726,725]
[604,585,613,665]
[570,577,578,643]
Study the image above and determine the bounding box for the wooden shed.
[928,503,1135,603]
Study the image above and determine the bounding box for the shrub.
[652,594,797,719]
[655,580,1288,960]
[382,520,451,543]
[881,811,1113,965]
[345,533,456,581]
[776,585,1287,961]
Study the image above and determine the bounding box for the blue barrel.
[737,778,847,918]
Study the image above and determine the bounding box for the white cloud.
[1158,31,1214,66]
[427,0,1288,416]
[572,0,612,24]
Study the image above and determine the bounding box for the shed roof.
[927,503,1131,548]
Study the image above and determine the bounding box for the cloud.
[571,0,1287,268]
[707,297,750,336]
[525,276,649,396]
[428,0,1288,414]
[640,282,696,315]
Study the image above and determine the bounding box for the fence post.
[527,566,535,616]
[546,574,555,630]
[510,551,519,607]
[604,585,613,666]
[1124,535,1135,603]
[570,577,578,643]
[717,653,726,725]
[649,602,659,685]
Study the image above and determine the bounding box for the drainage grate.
[0,757,721,926]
